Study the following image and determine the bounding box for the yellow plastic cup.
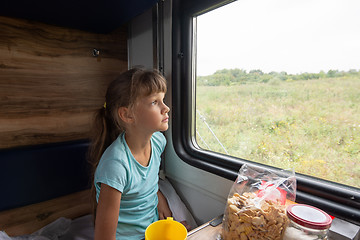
[145,217,187,240]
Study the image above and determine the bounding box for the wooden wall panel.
[0,16,128,149]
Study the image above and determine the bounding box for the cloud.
[196,0,360,76]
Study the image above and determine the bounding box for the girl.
[88,68,172,240]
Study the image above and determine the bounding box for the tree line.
[197,68,360,86]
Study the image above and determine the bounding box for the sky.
[196,0,360,76]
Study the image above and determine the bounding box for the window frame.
[171,0,360,224]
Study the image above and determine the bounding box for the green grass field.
[196,77,360,188]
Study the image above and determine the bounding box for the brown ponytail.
[88,107,120,221]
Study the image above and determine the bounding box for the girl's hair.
[88,67,167,220]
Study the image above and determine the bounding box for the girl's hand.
[157,190,172,219]
[180,220,192,231]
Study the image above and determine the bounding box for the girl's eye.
[151,100,157,105]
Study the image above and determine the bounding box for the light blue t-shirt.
[94,131,166,240]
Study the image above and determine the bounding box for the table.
[187,216,223,240]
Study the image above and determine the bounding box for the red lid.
[286,204,332,230]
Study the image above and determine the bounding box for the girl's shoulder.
[96,135,130,173]
[101,134,127,161]
[152,131,167,151]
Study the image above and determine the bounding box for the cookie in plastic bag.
[221,164,296,240]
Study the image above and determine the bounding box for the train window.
[194,0,360,189]
[172,0,360,222]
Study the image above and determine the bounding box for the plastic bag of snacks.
[221,164,296,240]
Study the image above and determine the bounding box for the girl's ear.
[118,107,134,123]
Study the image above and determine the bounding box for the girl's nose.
[162,104,170,114]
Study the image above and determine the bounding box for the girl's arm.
[157,189,192,231]
[157,190,172,219]
[94,183,121,240]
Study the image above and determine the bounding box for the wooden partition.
[0,16,128,149]
[0,190,92,236]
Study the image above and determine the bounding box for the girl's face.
[132,92,170,134]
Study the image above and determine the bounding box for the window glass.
[195,0,360,188]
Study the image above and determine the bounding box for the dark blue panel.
[0,140,90,211]
[0,0,159,33]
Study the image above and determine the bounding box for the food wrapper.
[221,164,296,240]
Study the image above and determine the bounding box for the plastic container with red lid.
[283,204,333,240]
